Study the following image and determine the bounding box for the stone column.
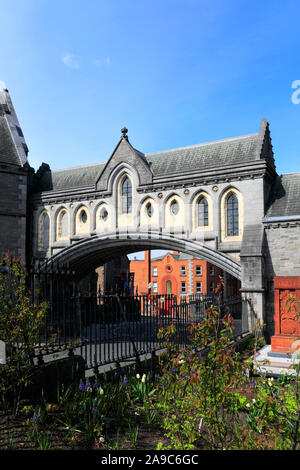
[240,224,265,336]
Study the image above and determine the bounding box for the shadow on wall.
[263,232,275,344]
[265,175,286,214]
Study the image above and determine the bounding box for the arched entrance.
[166,280,172,295]
[46,230,242,282]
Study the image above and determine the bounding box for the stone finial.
[121,127,128,139]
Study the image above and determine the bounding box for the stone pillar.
[240,224,265,336]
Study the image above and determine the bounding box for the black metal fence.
[26,260,246,371]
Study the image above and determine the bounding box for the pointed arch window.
[226,193,239,236]
[57,209,69,240]
[197,196,208,227]
[42,212,50,249]
[121,176,132,214]
[38,211,50,251]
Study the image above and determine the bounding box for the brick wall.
[130,251,225,297]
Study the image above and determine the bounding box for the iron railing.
[32,294,245,370]
[24,259,247,370]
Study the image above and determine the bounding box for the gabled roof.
[145,133,260,176]
[32,118,275,193]
[265,173,300,218]
[151,252,195,262]
[0,115,22,166]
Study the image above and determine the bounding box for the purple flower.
[33,412,40,422]
[123,376,129,385]
[85,380,91,389]
[79,381,85,392]
[91,406,98,415]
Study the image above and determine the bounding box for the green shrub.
[0,254,48,414]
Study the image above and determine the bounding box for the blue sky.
[1,0,300,178]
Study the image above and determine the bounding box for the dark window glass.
[197,197,208,226]
[122,177,132,214]
[101,209,108,221]
[146,202,153,217]
[226,193,239,236]
[196,265,202,276]
[80,210,87,223]
[170,200,179,215]
[16,125,24,137]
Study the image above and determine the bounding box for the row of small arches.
[37,187,242,251]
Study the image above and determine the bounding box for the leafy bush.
[0,254,48,414]
[143,300,300,450]
[145,306,250,450]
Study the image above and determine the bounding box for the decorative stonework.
[271,276,300,354]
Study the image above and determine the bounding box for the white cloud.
[62,53,80,69]
[92,57,111,67]
[92,59,102,66]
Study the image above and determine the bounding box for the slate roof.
[34,162,106,191]
[145,133,260,175]
[33,128,265,192]
[265,173,300,218]
[0,115,22,166]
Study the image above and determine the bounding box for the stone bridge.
[1,86,300,341]
[28,119,279,335]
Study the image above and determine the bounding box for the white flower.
[99,387,104,395]
[252,398,256,403]
[246,403,251,408]
[142,374,146,383]
[136,374,140,379]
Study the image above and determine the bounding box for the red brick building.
[130,251,240,298]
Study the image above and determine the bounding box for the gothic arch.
[38,210,51,251]
[55,207,70,241]
[220,186,244,242]
[139,196,158,226]
[191,190,213,232]
[74,204,90,235]
[164,193,185,229]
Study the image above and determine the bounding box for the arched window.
[38,211,50,251]
[197,196,208,226]
[226,193,239,236]
[170,199,179,215]
[42,212,50,249]
[80,209,87,224]
[75,206,90,234]
[57,209,69,240]
[146,202,153,218]
[121,176,132,214]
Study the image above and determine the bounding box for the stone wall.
[0,165,28,261]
